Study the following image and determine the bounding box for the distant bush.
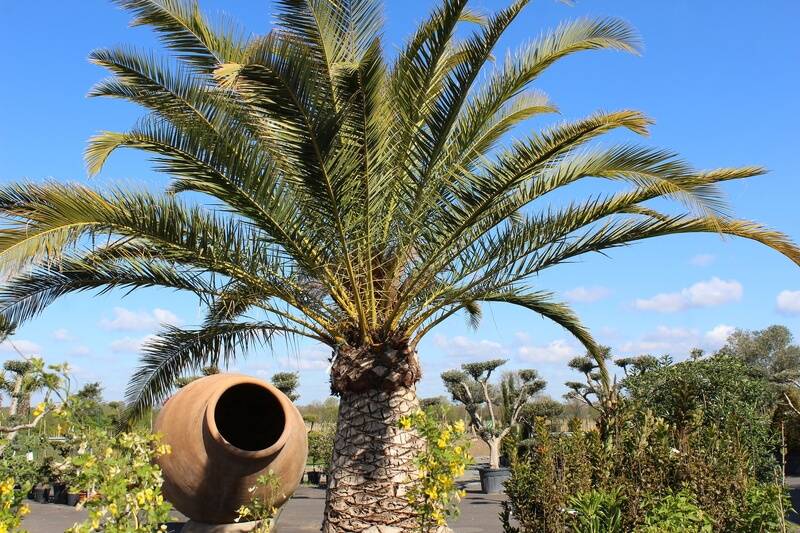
[504,407,788,531]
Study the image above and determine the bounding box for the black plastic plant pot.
[51,483,68,505]
[307,471,322,485]
[66,493,81,506]
[33,486,50,504]
[478,467,511,494]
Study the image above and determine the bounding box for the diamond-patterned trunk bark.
[322,385,422,532]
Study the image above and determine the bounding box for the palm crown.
[1,0,798,422]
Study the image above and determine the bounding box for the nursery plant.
[442,359,544,469]
[2,0,800,529]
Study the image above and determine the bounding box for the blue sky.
[1,0,799,403]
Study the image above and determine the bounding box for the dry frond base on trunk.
[323,386,422,532]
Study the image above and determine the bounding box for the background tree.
[1,0,799,529]
[566,347,662,440]
[442,359,545,468]
[174,364,220,388]
[271,371,300,402]
[0,358,70,452]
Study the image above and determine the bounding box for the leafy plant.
[271,372,300,402]
[235,471,284,532]
[400,409,471,532]
[638,490,712,533]
[567,488,625,533]
[66,431,173,533]
[0,477,30,533]
[307,428,335,473]
[737,482,791,533]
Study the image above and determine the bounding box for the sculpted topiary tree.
[271,371,300,402]
[1,0,799,529]
[442,360,545,468]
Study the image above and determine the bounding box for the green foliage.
[298,398,339,427]
[719,325,800,379]
[623,354,778,479]
[0,0,795,425]
[443,360,545,468]
[567,488,624,533]
[638,490,712,533]
[235,471,283,532]
[271,372,300,402]
[307,428,335,472]
[66,431,173,533]
[0,477,30,532]
[739,483,792,533]
[400,410,471,532]
[503,399,789,532]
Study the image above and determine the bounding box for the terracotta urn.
[154,373,308,524]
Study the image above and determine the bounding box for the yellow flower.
[453,420,466,433]
[399,416,412,430]
[424,486,438,500]
[19,504,31,517]
[32,402,46,417]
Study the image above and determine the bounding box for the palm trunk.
[322,341,424,532]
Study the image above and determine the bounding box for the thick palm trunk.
[322,342,424,532]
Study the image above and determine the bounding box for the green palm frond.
[122,321,293,425]
[2,0,797,420]
[114,0,247,70]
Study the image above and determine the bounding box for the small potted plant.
[442,359,545,494]
[307,428,334,487]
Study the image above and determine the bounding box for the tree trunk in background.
[322,342,424,532]
[487,438,501,470]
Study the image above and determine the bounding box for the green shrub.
[307,428,335,472]
[638,490,712,533]
[567,488,624,533]
[737,482,792,532]
[503,401,788,532]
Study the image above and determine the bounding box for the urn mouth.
[205,378,291,458]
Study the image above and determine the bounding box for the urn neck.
[204,378,291,459]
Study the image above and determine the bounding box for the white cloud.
[0,339,41,356]
[517,339,578,363]
[634,277,742,313]
[565,286,612,303]
[100,307,182,331]
[52,328,73,341]
[777,290,800,315]
[619,323,734,355]
[69,345,92,356]
[278,345,331,371]
[704,324,735,349]
[110,334,158,353]
[690,254,715,267]
[433,335,504,359]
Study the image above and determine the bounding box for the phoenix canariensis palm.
[1,0,799,530]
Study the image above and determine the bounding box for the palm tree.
[0,0,798,529]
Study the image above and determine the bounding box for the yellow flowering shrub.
[400,410,471,532]
[65,431,173,533]
[0,477,29,533]
[235,470,283,532]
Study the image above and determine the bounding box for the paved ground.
[21,470,505,533]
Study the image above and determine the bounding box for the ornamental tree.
[271,371,300,402]
[2,0,799,528]
[442,359,545,468]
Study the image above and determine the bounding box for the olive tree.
[442,359,545,468]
